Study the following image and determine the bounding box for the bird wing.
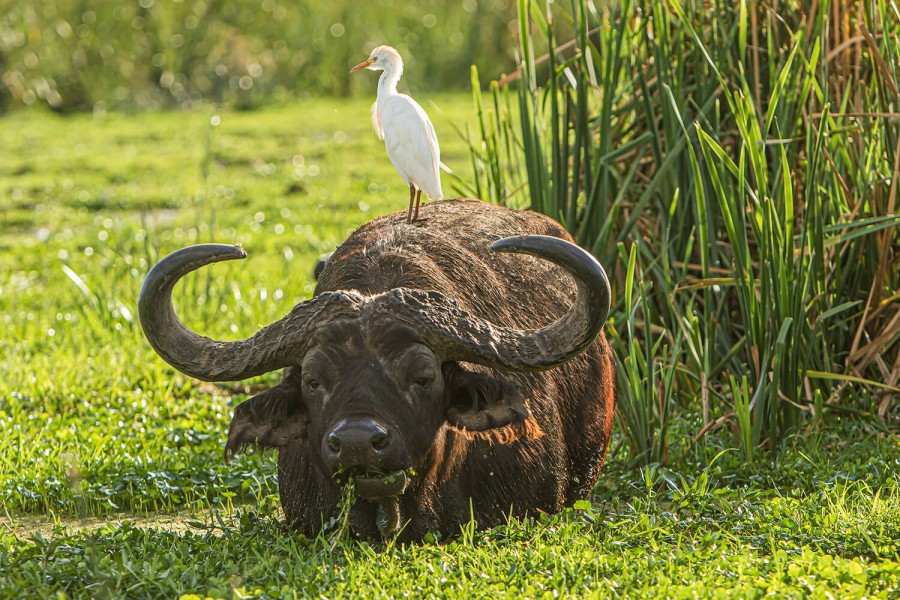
[380,95,442,198]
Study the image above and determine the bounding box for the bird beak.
[350,58,374,73]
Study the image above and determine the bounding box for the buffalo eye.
[305,378,320,392]
[413,375,434,390]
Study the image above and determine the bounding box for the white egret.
[351,46,442,223]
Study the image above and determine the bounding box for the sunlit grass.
[3,456,899,597]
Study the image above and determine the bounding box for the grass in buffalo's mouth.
[344,467,387,478]
[336,465,417,483]
[353,469,407,481]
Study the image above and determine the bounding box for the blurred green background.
[0,0,518,112]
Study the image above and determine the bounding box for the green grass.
[2,95,899,597]
[2,432,899,598]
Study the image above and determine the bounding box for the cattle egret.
[351,46,442,223]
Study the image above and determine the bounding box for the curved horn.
[374,235,611,371]
[139,244,359,381]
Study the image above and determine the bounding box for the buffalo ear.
[443,363,544,444]
[224,372,309,463]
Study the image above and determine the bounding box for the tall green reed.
[468,0,900,462]
[612,243,682,466]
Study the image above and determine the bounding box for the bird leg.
[413,189,423,222]
[406,184,416,224]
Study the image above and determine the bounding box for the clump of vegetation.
[464,0,899,465]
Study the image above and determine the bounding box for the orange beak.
[350,58,374,73]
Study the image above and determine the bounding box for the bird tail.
[430,165,443,200]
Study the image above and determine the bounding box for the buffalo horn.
[138,244,359,381]
[375,235,611,371]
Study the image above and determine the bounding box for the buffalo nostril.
[326,432,341,454]
[371,431,390,451]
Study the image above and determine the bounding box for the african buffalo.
[139,199,616,541]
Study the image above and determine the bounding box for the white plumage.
[351,45,442,223]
